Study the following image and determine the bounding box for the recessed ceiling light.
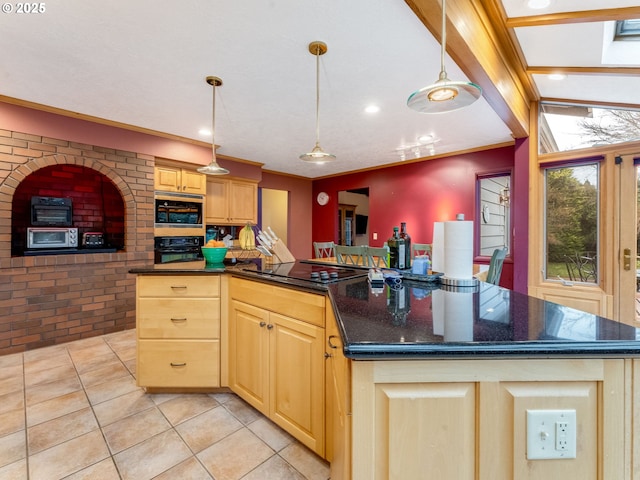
[527,0,550,9]
[199,128,211,136]
[418,135,434,144]
[548,73,566,81]
[365,105,380,114]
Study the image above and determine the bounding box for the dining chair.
[412,243,431,259]
[366,245,390,268]
[335,245,367,266]
[313,241,336,259]
[486,247,508,285]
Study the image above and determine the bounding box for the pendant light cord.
[314,45,321,146]
[439,0,447,78]
[211,83,217,156]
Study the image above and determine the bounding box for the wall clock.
[316,192,330,206]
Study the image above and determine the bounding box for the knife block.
[271,239,296,263]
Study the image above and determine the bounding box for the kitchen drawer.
[230,277,325,327]
[137,339,219,388]
[137,275,220,298]
[137,298,220,339]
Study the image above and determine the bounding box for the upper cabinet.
[206,178,257,225]
[155,165,206,195]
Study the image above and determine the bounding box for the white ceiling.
[0,0,638,178]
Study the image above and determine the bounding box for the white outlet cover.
[526,409,577,460]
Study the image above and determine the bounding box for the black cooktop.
[244,261,368,284]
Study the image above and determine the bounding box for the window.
[539,102,640,155]
[615,19,640,41]
[544,162,599,284]
[477,174,510,256]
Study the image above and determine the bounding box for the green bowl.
[201,247,228,264]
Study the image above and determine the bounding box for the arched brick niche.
[12,163,125,256]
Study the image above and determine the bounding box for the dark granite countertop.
[328,278,640,359]
[130,261,640,359]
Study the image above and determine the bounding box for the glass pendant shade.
[407,0,481,114]
[300,41,335,164]
[198,76,230,175]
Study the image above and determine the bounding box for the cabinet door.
[229,300,270,414]
[229,180,257,224]
[155,166,181,192]
[270,312,325,456]
[182,169,206,195]
[205,178,229,224]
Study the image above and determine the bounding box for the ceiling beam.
[506,7,640,28]
[528,66,640,77]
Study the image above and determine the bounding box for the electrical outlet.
[526,409,577,460]
[373,232,378,240]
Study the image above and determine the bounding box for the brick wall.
[0,129,155,355]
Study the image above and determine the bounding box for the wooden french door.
[616,153,640,327]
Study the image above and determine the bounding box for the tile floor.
[0,329,331,480]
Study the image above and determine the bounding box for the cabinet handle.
[260,321,266,327]
[324,352,332,359]
[170,285,187,290]
[327,335,339,349]
[267,324,274,329]
[170,362,187,367]
[170,317,187,322]
[624,248,631,270]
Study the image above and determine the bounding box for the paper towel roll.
[443,220,473,279]
[431,222,444,273]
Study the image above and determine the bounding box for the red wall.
[312,146,518,289]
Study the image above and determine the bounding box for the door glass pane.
[478,175,510,256]
[544,163,599,283]
[636,166,640,323]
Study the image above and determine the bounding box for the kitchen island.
[130,261,640,479]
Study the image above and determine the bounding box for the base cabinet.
[229,277,325,456]
[136,275,221,388]
[350,358,630,480]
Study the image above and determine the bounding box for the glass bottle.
[388,226,406,269]
[399,222,411,269]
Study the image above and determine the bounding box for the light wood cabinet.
[155,165,206,194]
[229,277,325,456]
[205,177,257,225]
[136,275,221,388]
[350,358,629,480]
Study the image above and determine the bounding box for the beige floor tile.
[28,429,110,480]
[248,417,296,452]
[176,405,243,453]
[23,349,72,374]
[27,407,98,455]
[243,455,306,480]
[66,336,110,352]
[92,389,155,427]
[153,456,214,480]
[24,362,77,388]
[113,429,192,480]
[0,352,23,369]
[123,358,136,375]
[209,391,236,404]
[78,360,130,388]
[0,408,25,437]
[0,430,26,469]
[0,363,23,383]
[22,343,67,363]
[25,375,83,406]
[63,458,121,480]
[72,350,121,374]
[197,428,275,480]
[26,390,90,427]
[0,458,27,479]
[280,443,331,480]
[157,393,219,426]
[222,394,263,425]
[0,390,24,415]
[108,343,136,362]
[85,374,142,405]
[147,392,182,406]
[102,406,171,454]
[0,367,24,396]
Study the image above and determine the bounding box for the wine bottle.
[399,222,411,269]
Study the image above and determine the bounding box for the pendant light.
[198,76,230,175]
[300,41,336,164]
[407,0,482,114]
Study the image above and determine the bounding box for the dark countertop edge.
[342,341,640,359]
[129,266,226,274]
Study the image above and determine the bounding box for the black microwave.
[31,196,73,226]
[154,193,204,228]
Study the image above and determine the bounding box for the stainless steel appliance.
[154,192,205,237]
[245,261,368,284]
[154,236,204,264]
[31,196,73,226]
[27,227,78,249]
[82,232,104,248]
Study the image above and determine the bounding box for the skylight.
[615,19,640,41]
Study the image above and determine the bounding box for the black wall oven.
[154,236,204,264]
[31,196,73,226]
[154,192,205,237]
